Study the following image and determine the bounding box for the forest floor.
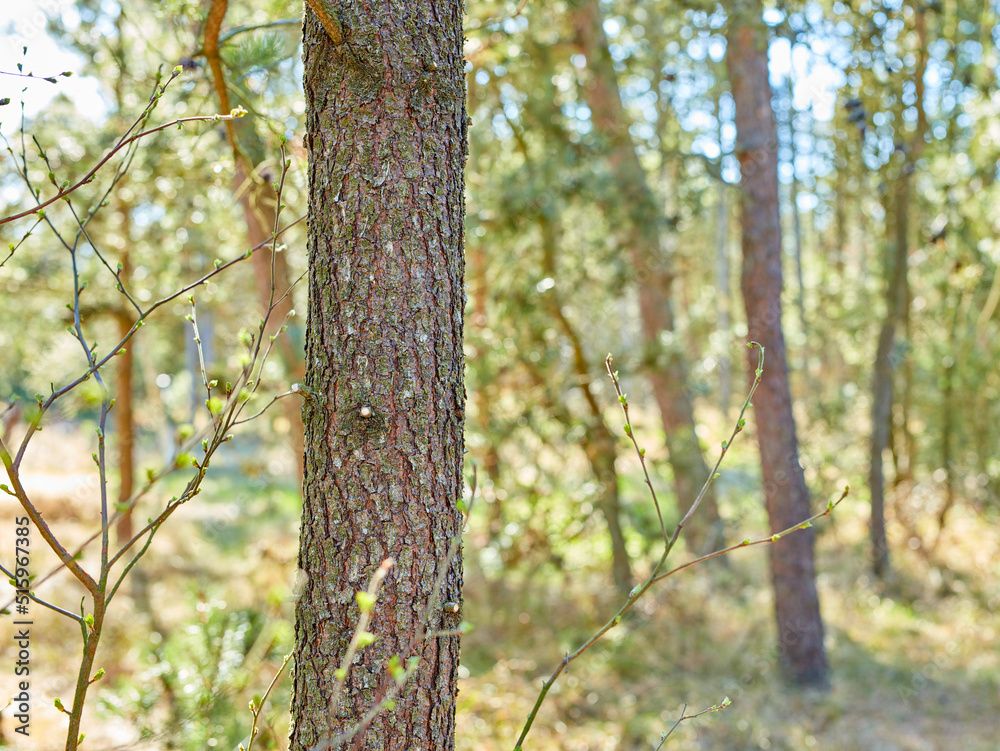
[0,422,997,750]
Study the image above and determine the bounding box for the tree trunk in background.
[110,20,136,546]
[573,0,723,552]
[539,214,633,593]
[727,2,830,688]
[290,2,466,748]
[869,177,910,578]
[715,180,732,413]
[204,0,304,482]
[869,1,928,579]
[114,194,135,545]
[934,295,960,548]
[114,306,135,544]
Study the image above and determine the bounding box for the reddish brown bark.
[291,2,466,748]
[727,3,829,687]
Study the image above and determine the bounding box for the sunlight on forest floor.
[2,424,997,750]
[457,499,1000,750]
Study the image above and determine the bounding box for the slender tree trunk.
[110,20,136,546]
[727,2,829,688]
[114,306,135,544]
[204,0,305,482]
[114,202,135,545]
[869,315,894,577]
[869,1,929,578]
[716,180,732,413]
[784,74,808,344]
[290,3,466,749]
[538,214,633,593]
[933,292,960,549]
[869,176,910,578]
[572,0,722,552]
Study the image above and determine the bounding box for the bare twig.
[512,343,844,749]
[0,67,246,227]
[242,652,293,751]
[654,698,732,750]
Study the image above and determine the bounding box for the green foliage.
[100,596,290,750]
[2,0,1000,745]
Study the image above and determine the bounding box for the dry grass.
[2,425,998,750]
[456,496,1000,751]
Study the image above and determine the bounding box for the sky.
[0,0,102,138]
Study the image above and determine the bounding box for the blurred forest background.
[1,0,998,749]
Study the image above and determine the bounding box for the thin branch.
[243,652,293,751]
[653,487,850,584]
[0,563,82,622]
[0,69,71,83]
[0,210,303,614]
[512,343,834,750]
[322,467,478,751]
[605,355,668,542]
[465,0,530,33]
[654,698,731,750]
[11,215,303,470]
[219,18,300,46]
[0,72,247,226]
[328,559,395,719]
[0,435,99,592]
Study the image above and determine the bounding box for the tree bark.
[290,3,466,749]
[726,2,829,688]
[572,0,722,552]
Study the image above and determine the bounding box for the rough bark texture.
[572,0,722,551]
[291,3,466,749]
[726,4,830,688]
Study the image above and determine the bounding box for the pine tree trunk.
[290,3,467,748]
[726,1,830,688]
